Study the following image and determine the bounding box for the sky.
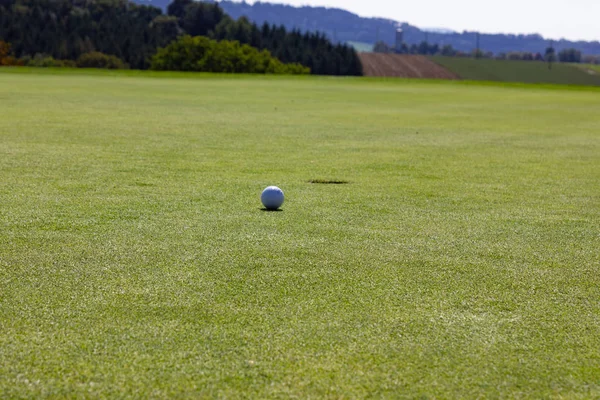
[235,0,600,42]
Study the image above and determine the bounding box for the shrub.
[59,59,77,68]
[0,40,23,66]
[76,52,129,69]
[150,35,310,75]
[0,40,10,63]
[23,53,67,67]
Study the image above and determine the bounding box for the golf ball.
[261,186,284,210]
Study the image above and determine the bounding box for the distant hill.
[215,1,600,55]
[131,0,600,55]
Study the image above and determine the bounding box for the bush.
[59,59,77,68]
[76,52,129,69]
[150,35,310,75]
[22,53,67,67]
[0,40,23,66]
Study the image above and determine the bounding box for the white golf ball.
[261,186,284,210]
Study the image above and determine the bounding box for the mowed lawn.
[1,69,599,398]
[431,56,600,86]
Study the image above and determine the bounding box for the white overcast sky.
[235,0,600,41]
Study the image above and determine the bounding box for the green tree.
[440,45,456,56]
[150,35,309,75]
[558,48,582,63]
[373,41,391,53]
[77,52,129,69]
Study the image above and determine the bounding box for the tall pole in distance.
[547,40,554,70]
[476,32,480,58]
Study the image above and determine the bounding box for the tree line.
[0,0,362,75]
[373,40,600,64]
[166,0,361,75]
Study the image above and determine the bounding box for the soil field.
[359,53,459,79]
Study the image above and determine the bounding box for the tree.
[0,0,361,76]
[150,15,182,48]
[77,52,129,69]
[210,17,362,75]
[150,35,309,74]
[177,2,225,37]
[440,45,456,56]
[521,52,534,61]
[472,49,485,59]
[558,48,582,63]
[0,0,165,69]
[167,0,193,19]
[507,52,522,60]
[373,41,391,53]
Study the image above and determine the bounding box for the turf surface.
[431,56,600,86]
[347,41,374,53]
[1,68,599,398]
[577,63,600,75]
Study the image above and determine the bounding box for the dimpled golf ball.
[261,186,284,210]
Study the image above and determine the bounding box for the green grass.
[1,68,599,398]
[576,63,600,75]
[431,56,600,86]
[348,41,373,53]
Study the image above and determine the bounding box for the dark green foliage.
[166,3,362,76]
[150,15,183,48]
[21,54,75,68]
[0,0,178,69]
[210,18,362,76]
[507,52,539,61]
[373,41,392,54]
[558,48,582,63]
[77,52,129,69]
[0,0,360,75]
[168,0,225,37]
[440,45,457,56]
[417,41,439,56]
[150,35,309,74]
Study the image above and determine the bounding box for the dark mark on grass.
[309,179,350,185]
[260,208,284,212]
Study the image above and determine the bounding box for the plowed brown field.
[359,54,459,79]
